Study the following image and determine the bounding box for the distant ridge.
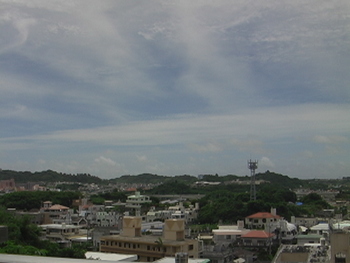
[0,169,103,184]
[0,169,303,188]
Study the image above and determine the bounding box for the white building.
[126,191,152,216]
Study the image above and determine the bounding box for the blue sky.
[0,0,349,179]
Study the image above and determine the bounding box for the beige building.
[100,217,200,262]
[330,227,350,263]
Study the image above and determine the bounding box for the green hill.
[0,169,103,184]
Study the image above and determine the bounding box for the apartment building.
[126,191,152,216]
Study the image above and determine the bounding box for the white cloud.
[94,156,116,166]
[136,155,147,162]
[312,135,348,144]
[188,142,222,153]
[260,157,275,169]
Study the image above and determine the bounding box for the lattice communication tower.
[248,159,258,201]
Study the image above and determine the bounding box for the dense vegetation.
[0,207,87,258]
[109,173,198,185]
[0,191,81,210]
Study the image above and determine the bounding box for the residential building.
[269,219,298,244]
[309,222,330,236]
[126,191,152,216]
[295,234,324,246]
[199,221,249,263]
[291,215,319,228]
[146,202,199,224]
[40,223,82,246]
[241,230,274,248]
[40,201,70,224]
[0,179,15,192]
[245,208,281,229]
[212,221,249,244]
[330,221,350,263]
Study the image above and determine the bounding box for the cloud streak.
[0,0,349,178]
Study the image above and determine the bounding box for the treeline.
[0,169,103,184]
[197,184,333,224]
[0,191,81,210]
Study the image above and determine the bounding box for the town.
[1,168,350,263]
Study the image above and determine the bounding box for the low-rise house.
[269,219,298,244]
[212,221,249,244]
[241,230,274,248]
[40,201,70,224]
[245,208,281,229]
[295,234,324,246]
[200,223,248,263]
[309,222,329,236]
[40,223,82,246]
[146,202,199,224]
[291,215,319,228]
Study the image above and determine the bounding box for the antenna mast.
[248,159,258,201]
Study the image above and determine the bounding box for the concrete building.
[272,243,330,263]
[0,179,15,192]
[241,230,274,248]
[146,202,199,224]
[40,201,70,224]
[269,219,298,244]
[291,215,320,228]
[212,221,249,244]
[329,222,350,263]
[309,222,330,236]
[245,208,281,229]
[126,191,152,216]
[100,217,200,262]
[295,234,324,246]
[40,223,82,246]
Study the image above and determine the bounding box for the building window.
[189,244,194,250]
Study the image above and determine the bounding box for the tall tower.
[248,159,258,201]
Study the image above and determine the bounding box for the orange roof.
[242,230,274,239]
[49,204,69,210]
[246,212,280,219]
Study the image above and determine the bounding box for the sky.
[0,0,349,179]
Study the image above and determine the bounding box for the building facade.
[100,217,200,262]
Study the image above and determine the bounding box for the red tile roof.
[48,204,69,210]
[246,212,281,219]
[242,230,274,239]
